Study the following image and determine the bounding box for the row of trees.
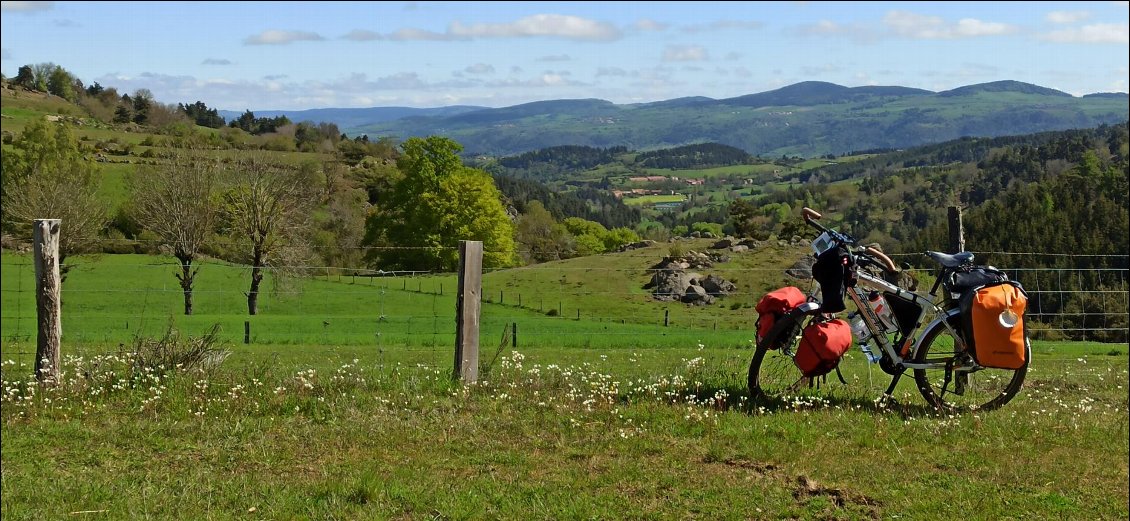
[4,119,607,316]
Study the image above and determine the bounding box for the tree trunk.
[178,256,195,316]
[248,263,263,316]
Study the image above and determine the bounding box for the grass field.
[620,194,687,207]
[2,243,1128,519]
[1,337,1126,520]
[1,239,810,354]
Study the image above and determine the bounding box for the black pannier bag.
[944,265,1008,298]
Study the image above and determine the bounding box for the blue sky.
[2,1,1128,111]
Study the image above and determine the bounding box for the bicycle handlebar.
[801,207,898,273]
[865,247,898,273]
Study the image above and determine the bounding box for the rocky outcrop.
[644,251,739,306]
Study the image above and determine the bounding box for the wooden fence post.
[948,206,965,253]
[454,241,483,383]
[33,219,62,383]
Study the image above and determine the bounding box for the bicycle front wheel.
[912,318,1028,412]
[748,306,815,405]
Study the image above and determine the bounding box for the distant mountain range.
[224,80,1129,158]
[216,105,486,130]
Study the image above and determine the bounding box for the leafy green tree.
[131,89,154,124]
[728,198,759,237]
[364,136,517,271]
[562,217,607,238]
[603,227,641,252]
[113,105,132,124]
[1,120,108,276]
[46,65,76,101]
[29,62,55,92]
[690,221,723,237]
[179,101,225,128]
[517,200,573,263]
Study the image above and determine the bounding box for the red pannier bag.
[793,319,852,378]
[755,286,807,346]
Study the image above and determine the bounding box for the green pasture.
[1,335,1125,519]
[2,241,809,358]
[620,194,687,206]
[641,163,799,179]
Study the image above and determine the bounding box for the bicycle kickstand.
[881,368,906,403]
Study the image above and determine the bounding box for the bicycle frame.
[848,268,967,372]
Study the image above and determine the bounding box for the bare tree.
[130,148,220,315]
[2,120,108,277]
[221,155,317,315]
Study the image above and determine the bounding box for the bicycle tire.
[747,305,817,404]
[912,316,1028,412]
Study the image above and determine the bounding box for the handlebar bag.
[755,286,807,347]
[793,318,852,378]
[960,281,1028,369]
[812,247,855,313]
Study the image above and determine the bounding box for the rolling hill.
[343,80,1127,158]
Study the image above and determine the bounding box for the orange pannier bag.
[793,318,853,378]
[755,287,807,346]
[960,282,1028,369]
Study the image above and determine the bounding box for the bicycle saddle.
[925,251,975,268]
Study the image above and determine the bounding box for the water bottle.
[860,343,880,363]
[849,313,871,343]
[850,313,881,363]
[868,291,897,333]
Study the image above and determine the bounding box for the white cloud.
[1046,11,1091,24]
[682,20,763,33]
[1040,23,1130,43]
[536,54,572,62]
[795,20,879,43]
[596,67,629,77]
[464,63,495,75]
[342,29,382,41]
[387,28,462,41]
[202,58,232,66]
[632,19,668,31]
[448,14,622,41]
[0,1,52,13]
[662,45,708,62]
[244,30,325,45]
[800,64,844,76]
[884,11,1015,39]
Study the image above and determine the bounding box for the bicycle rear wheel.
[747,306,816,405]
[912,317,1028,412]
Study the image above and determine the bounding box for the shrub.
[124,322,230,379]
